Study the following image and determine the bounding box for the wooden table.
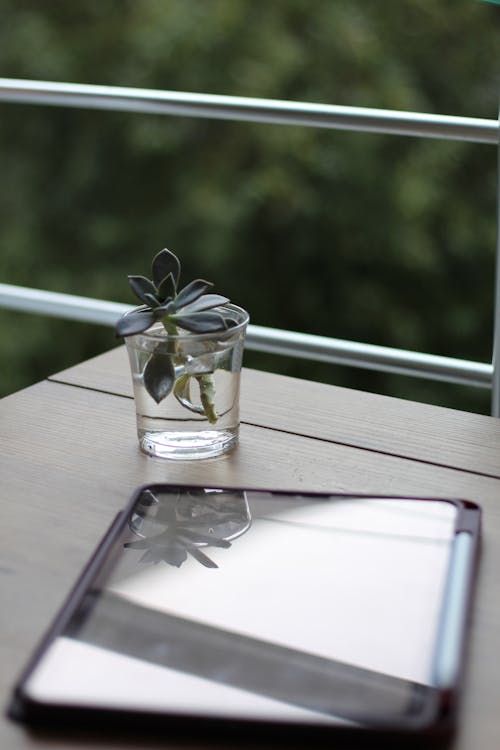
[2,346,500,749]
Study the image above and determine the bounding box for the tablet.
[9,486,480,744]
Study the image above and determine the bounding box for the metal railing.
[0,78,498,410]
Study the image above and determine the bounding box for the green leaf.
[170,311,227,333]
[157,272,176,302]
[174,279,213,309]
[152,301,176,320]
[143,350,175,403]
[179,293,230,314]
[143,292,161,308]
[128,275,157,305]
[152,248,181,289]
[115,309,155,337]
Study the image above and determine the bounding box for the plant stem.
[162,317,218,423]
[162,319,178,338]
[198,373,218,424]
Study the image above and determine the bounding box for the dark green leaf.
[152,248,181,289]
[174,279,213,309]
[115,309,155,337]
[157,272,176,302]
[180,293,230,314]
[152,301,176,319]
[143,350,175,403]
[170,311,227,333]
[128,275,157,305]
[144,292,160,308]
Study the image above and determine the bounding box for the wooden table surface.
[1,345,500,749]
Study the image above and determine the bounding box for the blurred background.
[0,0,499,413]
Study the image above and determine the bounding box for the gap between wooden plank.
[46,376,500,483]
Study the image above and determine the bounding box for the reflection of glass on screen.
[24,491,457,727]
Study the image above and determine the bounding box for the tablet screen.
[23,489,458,728]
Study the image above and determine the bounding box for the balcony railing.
[0,78,498,411]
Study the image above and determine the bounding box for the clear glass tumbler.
[124,304,249,459]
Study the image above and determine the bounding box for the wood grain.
[51,345,500,479]
[1,379,500,749]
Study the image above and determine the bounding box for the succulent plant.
[116,248,230,338]
[115,248,232,419]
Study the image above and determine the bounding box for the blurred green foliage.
[0,0,499,412]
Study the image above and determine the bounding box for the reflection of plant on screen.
[125,488,250,569]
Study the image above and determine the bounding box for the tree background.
[0,0,499,412]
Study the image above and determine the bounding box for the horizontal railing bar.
[0,283,131,327]
[0,283,492,389]
[0,78,497,144]
[245,325,492,389]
